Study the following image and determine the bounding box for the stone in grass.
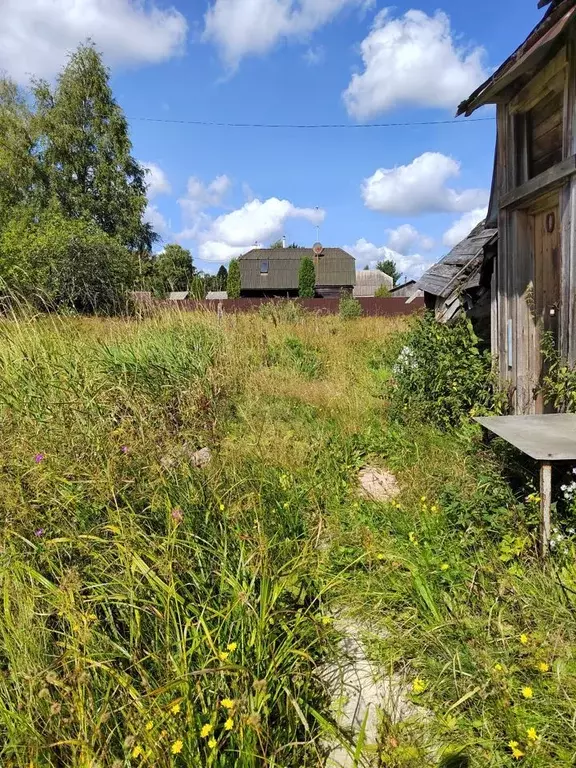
[358,467,400,502]
[190,446,212,468]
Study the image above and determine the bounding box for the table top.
[475,414,576,461]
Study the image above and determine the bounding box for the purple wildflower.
[171,508,183,524]
[34,528,45,537]
[121,446,129,454]
[34,453,45,464]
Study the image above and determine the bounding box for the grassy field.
[0,307,574,767]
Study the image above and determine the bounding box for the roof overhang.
[457,1,576,116]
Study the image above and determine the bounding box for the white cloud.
[204,0,362,67]
[343,9,488,119]
[386,224,434,255]
[0,0,187,85]
[143,162,171,200]
[346,238,431,280]
[196,197,325,262]
[362,152,489,215]
[145,204,170,235]
[442,207,488,248]
[178,175,233,219]
[304,46,325,66]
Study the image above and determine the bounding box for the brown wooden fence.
[159,297,424,317]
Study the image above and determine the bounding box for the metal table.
[475,415,576,557]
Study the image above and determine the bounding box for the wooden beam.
[540,462,552,558]
[501,154,576,208]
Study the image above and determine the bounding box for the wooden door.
[532,199,561,412]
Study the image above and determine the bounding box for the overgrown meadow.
[0,307,575,767]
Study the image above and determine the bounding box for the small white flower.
[568,528,575,535]
[550,540,557,549]
[561,485,567,492]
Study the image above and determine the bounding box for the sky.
[1,0,544,279]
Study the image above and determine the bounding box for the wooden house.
[456,0,576,413]
[238,246,355,298]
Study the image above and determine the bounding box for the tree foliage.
[152,244,195,295]
[0,43,156,313]
[227,259,241,299]
[298,256,316,298]
[217,265,228,291]
[377,259,401,286]
[270,239,300,249]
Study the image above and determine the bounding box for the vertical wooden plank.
[540,462,552,558]
[564,31,576,366]
[497,105,510,386]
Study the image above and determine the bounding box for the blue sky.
[2,0,544,277]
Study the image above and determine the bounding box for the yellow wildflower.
[431,505,438,513]
[440,563,449,571]
[520,633,529,646]
[208,738,217,749]
[521,686,533,699]
[412,677,426,694]
[170,702,181,715]
[200,723,213,738]
[227,642,238,652]
[526,727,539,742]
[493,663,503,672]
[508,741,525,760]
[376,553,385,560]
[221,698,235,710]
[321,616,333,626]
[171,739,184,755]
[131,745,144,759]
[145,720,154,731]
[537,662,549,673]
[219,651,230,662]
[224,717,234,731]
[409,531,417,543]
[420,496,427,503]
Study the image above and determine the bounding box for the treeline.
[0,43,213,312]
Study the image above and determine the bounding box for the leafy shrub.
[0,208,137,313]
[389,313,503,428]
[298,256,316,298]
[339,295,363,319]
[374,284,391,298]
[539,332,576,412]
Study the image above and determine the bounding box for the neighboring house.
[353,270,393,297]
[168,291,189,301]
[206,291,228,300]
[418,222,498,339]
[425,0,576,414]
[238,247,355,298]
[390,280,424,300]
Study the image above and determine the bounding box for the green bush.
[539,332,576,412]
[374,284,391,298]
[298,256,316,298]
[227,258,241,299]
[389,313,503,428]
[0,208,137,312]
[339,295,363,319]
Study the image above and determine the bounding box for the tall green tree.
[216,265,228,291]
[376,259,401,286]
[153,244,195,294]
[298,256,316,298]
[227,259,241,299]
[32,43,154,251]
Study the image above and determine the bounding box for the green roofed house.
[238,246,356,298]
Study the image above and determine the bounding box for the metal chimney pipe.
[282,236,287,248]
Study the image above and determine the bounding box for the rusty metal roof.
[457,0,576,116]
[239,248,355,291]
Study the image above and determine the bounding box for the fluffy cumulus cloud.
[1,0,187,84]
[346,239,431,280]
[362,152,488,215]
[343,9,488,119]
[197,197,325,262]
[386,224,434,255]
[203,0,362,67]
[179,175,233,220]
[144,204,170,235]
[143,162,171,200]
[442,206,488,248]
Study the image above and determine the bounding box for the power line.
[128,115,495,129]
